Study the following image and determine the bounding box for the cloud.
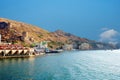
[99,29,119,44]
[100,29,118,40]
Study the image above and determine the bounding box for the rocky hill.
[51,30,89,42]
[0,18,116,49]
[51,30,116,50]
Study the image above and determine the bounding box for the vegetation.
[21,42,30,47]
[30,43,36,48]
[48,41,64,49]
[38,34,43,38]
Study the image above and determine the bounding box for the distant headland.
[0,18,118,58]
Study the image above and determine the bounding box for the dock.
[0,44,37,58]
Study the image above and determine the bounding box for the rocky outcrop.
[79,43,92,50]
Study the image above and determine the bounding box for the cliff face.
[0,18,116,49]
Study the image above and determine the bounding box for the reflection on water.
[0,57,36,80]
[1,50,120,80]
[0,57,35,65]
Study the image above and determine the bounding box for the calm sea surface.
[1,50,120,80]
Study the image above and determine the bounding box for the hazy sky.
[0,0,120,42]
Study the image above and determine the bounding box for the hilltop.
[0,18,116,49]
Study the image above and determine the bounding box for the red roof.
[0,44,27,50]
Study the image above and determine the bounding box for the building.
[63,44,73,50]
[79,43,91,50]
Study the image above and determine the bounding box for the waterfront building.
[79,43,91,50]
[63,44,73,50]
[34,41,48,53]
[0,44,33,56]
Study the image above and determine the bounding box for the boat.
[45,48,63,53]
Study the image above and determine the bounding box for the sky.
[0,0,120,43]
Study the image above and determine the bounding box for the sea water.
[0,50,120,80]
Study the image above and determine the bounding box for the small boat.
[45,50,59,53]
[45,48,62,53]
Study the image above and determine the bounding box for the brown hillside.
[0,18,53,43]
[0,18,73,48]
[0,18,115,49]
[0,18,86,43]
